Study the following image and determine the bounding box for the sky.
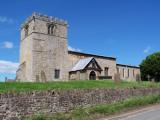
[0,0,160,81]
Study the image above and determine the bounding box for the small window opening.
[55,69,60,79]
[133,69,135,77]
[24,25,29,37]
[48,24,56,35]
[104,67,109,76]
[92,62,96,68]
[117,67,119,74]
[123,68,125,78]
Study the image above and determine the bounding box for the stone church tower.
[16,13,69,82]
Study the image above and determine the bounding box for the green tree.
[140,52,160,82]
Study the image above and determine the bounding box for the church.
[16,13,140,82]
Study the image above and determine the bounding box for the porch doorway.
[89,71,96,80]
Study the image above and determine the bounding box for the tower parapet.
[21,12,68,29]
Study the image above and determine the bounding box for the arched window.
[24,25,29,37]
[51,25,55,34]
[48,25,51,34]
[48,24,56,35]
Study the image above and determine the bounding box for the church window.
[48,24,56,35]
[133,69,135,77]
[92,62,96,68]
[48,25,51,34]
[128,69,130,77]
[104,67,109,76]
[51,25,55,34]
[55,69,60,79]
[123,68,125,78]
[117,67,119,74]
[24,25,29,37]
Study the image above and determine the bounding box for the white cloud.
[3,41,14,49]
[68,46,81,52]
[0,60,19,74]
[143,46,151,54]
[0,16,14,24]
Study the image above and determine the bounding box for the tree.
[140,52,160,82]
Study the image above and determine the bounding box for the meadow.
[0,80,159,93]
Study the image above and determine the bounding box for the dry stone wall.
[0,88,160,120]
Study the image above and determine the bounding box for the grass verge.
[0,80,159,93]
[27,94,160,120]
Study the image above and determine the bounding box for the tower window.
[24,25,29,37]
[128,69,130,77]
[48,25,50,34]
[48,24,56,35]
[55,69,60,79]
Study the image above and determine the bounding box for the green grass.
[0,80,159,93]
[27,94,160,120]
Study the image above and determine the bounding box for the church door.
[89,71,96,80]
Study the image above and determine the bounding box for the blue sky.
[0,0,160,81]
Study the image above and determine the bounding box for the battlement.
[21,12,68,28]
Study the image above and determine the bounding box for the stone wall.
[0,88,160,120]
[17,13,69,82]
[68,52,117,79]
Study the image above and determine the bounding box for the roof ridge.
[68,51,116,60]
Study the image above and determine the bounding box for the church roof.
[68,51,116,60]
[71,57,94,71]
[116,64,140,69]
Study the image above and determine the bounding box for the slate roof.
[116,64,140,69]
[68,51,116,60]
[71,57,94,71]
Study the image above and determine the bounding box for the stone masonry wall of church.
[32,18,69,81]
[68,53,141,80]
[17,20,36,81]
[68,53,117,79]
[117,65,141,81]
[17,13,69,81]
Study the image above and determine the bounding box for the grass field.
[0,80,159,93]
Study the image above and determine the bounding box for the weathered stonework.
[117,64,141,81]
[16,13,141,82]
[0,88,160,120]
[17,13,69,82]
[68,52,116,80]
